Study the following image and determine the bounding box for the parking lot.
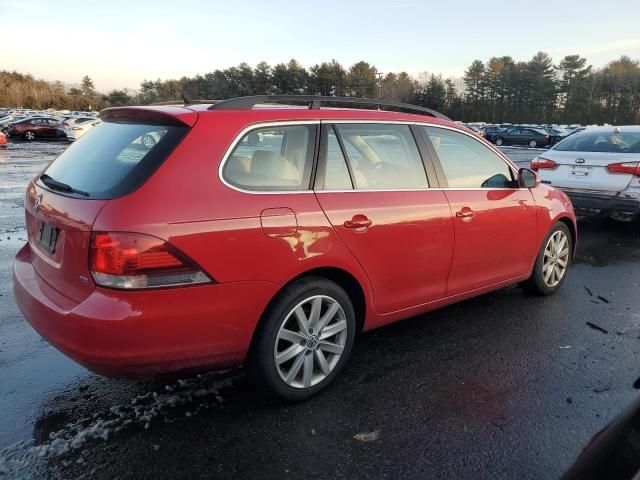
[0,140,639,479]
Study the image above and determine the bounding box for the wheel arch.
[248,266,368,355]
[555,216,577,258]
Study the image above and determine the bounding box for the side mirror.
[518,168,540,189]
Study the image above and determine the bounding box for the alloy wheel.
[25,131,35,141]
[542,230,569,287]
[274,295,347,389]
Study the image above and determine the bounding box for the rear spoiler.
[100,106,197,127]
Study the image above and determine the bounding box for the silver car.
[531,126,640,221]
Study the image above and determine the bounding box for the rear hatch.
[25,107,194,302]
[537,130,640,193]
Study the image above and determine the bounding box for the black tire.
[529,139,537,148]
[495,137,504,146]
[522,222,572,295]
[248,276,356,401]
[24,130,36,141]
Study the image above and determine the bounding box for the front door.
[314,123,454,314]
[422,126,538,296]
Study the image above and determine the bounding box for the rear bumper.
[13,243,278,376]
[562,190,640,217]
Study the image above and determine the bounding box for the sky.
[2,0,640,92]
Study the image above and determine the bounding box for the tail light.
[90,232,211,289]
[531,157,558,171]
[72,127,82,130]
[63,122,69,127]
[607,162,640,177]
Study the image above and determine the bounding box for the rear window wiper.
[39,174,90,197]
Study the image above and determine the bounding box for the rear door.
[314,122,454,314]
[421,126,537,296]
[539,130,640,192]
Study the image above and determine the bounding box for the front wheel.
[24,131,36,141]
[529,139,537,148]
[522,222,572,295]
[495,137,504,146]
[249,277,356,401]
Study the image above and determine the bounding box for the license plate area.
[38,221,59,254]
[570,166,592,177]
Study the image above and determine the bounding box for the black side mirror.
[518,168,540,188]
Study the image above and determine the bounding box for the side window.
[423,126,516,189]
[320,127,353,190]
[222,125,315,191]
[334,124,428,190]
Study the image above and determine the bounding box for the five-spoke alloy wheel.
[250,277,356,401]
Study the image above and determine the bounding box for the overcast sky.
[2,0,639,91]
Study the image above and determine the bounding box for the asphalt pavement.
[0,141,638,479]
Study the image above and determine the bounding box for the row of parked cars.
[0,108,100,142]
[463,122,587,148]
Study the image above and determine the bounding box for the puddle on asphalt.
[0,370,241,479]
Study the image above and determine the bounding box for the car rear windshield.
[39,121,188,199]
[554,131,640,153]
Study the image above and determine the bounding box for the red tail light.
[72,126,83,131]
[531,157,558,171]
[63,122,69,127]
[607,162,640,177]
[90,232,211,289]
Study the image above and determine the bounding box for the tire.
[529,139,537,148]
[495,137,504,146]
[24,131,36,141]
[248,277,356,401]
[522,222,572,295]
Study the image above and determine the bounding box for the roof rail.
[207,95,451,120]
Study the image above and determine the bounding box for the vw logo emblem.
[34,194,42,212]
[575,158,585,164]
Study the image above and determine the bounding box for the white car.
[63,117,101,141]
[531,126,640,221]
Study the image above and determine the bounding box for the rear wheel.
[522,222,572,295]
[249,277,356,401]
[495,137,504,146]
[24,131,36,141]
[529,139,537,148]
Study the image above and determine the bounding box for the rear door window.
[423,126,516,188]
[222,125,316,191]
[40,121,189,199]
[333,124,428,190]
[319,127,353,190]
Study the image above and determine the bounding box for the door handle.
[343,215,372,230]
[455,207,475,222]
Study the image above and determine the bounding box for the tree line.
[1,53,639,124]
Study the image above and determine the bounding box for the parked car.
[563,396,640,479]
[6,117,65,140]
[464,124,485,138]
[493,127,552,148]
[482,126,505,143]
[531,126,640,221]
[13,96,577,400]
[63,117,101,141]
[544,127,571,144]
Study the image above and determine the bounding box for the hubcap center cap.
[307,335,319,350]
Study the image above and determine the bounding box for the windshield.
[40,121,188,199]
[553,131,640,153]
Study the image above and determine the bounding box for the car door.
[421,126,537,296]
[314,123,454,314]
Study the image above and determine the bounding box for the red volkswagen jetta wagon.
[13,96,576,400]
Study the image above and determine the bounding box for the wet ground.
[0,141,638,479]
